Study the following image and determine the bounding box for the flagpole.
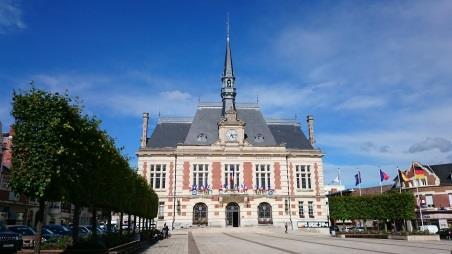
[397,166,402,193]
[413,161,424,227]
[358,170,362,196]
[379,169,382,194]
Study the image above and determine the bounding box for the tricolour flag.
[414,167,426,179]
[379,169,390,182]
[398,169,409,182]
[355,171,362,186]
[332,175,340,184]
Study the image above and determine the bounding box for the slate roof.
[268,124,313,150]
[428,163,452,186]
[147,122,191,149]
[146,103,314,150]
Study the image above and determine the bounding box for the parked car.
[7,225,36,248]
[43,224,72,236]
[84,225,105,235]
[438,228,452,239]
[0,224,22,252]
[68,225,92,239]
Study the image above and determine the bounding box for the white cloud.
[336,96,386,111]
[0,0,26,33]
[409,137,452,153]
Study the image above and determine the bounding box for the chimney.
[307,115,315,146]
[140,113,149,149]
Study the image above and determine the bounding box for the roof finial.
[226,12,230,41]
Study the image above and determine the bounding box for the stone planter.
[388,234,440,241]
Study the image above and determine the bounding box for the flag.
[414,167,426,179]
[398,169,409,182]
[379,169,390,182]
[355,171,362,186]
[332,175,340,184]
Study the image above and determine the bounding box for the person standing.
[285,222,288,234]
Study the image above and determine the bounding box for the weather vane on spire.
[226,12,230,40]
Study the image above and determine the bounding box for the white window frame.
[296,165,312,190]
[298,201,304,218]
[425,195,434,207]
[158,201,165,219]
[224,164,240,189]
[255,164,271,189]
[308,201,314,218]
[150,164,166,190]
[192,164,209,189]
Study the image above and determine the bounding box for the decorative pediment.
[218,109,245,127]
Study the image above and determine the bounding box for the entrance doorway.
[193,203,208,225]
[226,202,240,227]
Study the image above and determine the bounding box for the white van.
[419,225,438,234]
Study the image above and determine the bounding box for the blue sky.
[1,0,452,188]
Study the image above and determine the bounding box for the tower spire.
[221,14,236,116]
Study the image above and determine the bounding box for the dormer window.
[197,133,208,143]
[254,133,264,143]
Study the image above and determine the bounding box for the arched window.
[193,203,208,225]
[258,202,273,224]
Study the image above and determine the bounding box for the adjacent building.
[137,32,328,230]
[0,125,39,226]
[395,161,452,229]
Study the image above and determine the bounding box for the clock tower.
[218,21,245,144]
[221,19,236,116]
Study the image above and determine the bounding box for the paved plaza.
[140,228,452,254]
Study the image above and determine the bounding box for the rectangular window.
[296,165,312,190]
[158,201,164,219]
[426,195,434,207]
[298,201,304,218]
[150,164,166,190]
[255,164,271,189]
[449,194,452,207]
[308,201,314,218]
[224,164,240,189]
[193,164,209,189]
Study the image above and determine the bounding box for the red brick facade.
[142,162,148,180]
[212,162,222,189]
[182,161,190,190]
[243,162,253,189]
[274,162,281,189]
[314,163,320,196]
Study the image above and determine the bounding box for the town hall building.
[137,31,328,230]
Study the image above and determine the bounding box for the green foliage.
[329,192,416,221]
[41,236,72,250]
[10,87,158,219]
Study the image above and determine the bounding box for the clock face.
[225,129,238,141]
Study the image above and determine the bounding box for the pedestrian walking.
[285,222,288,234]
[164,224,169,239]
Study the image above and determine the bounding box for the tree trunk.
[107,210,112,233]
[133,215,137,234]
[119,212,123,235]
[127,213,131,234]
[91,207,97,240]
[138,217,141,232]
[72,204,81,245]
[34,200,45,254]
